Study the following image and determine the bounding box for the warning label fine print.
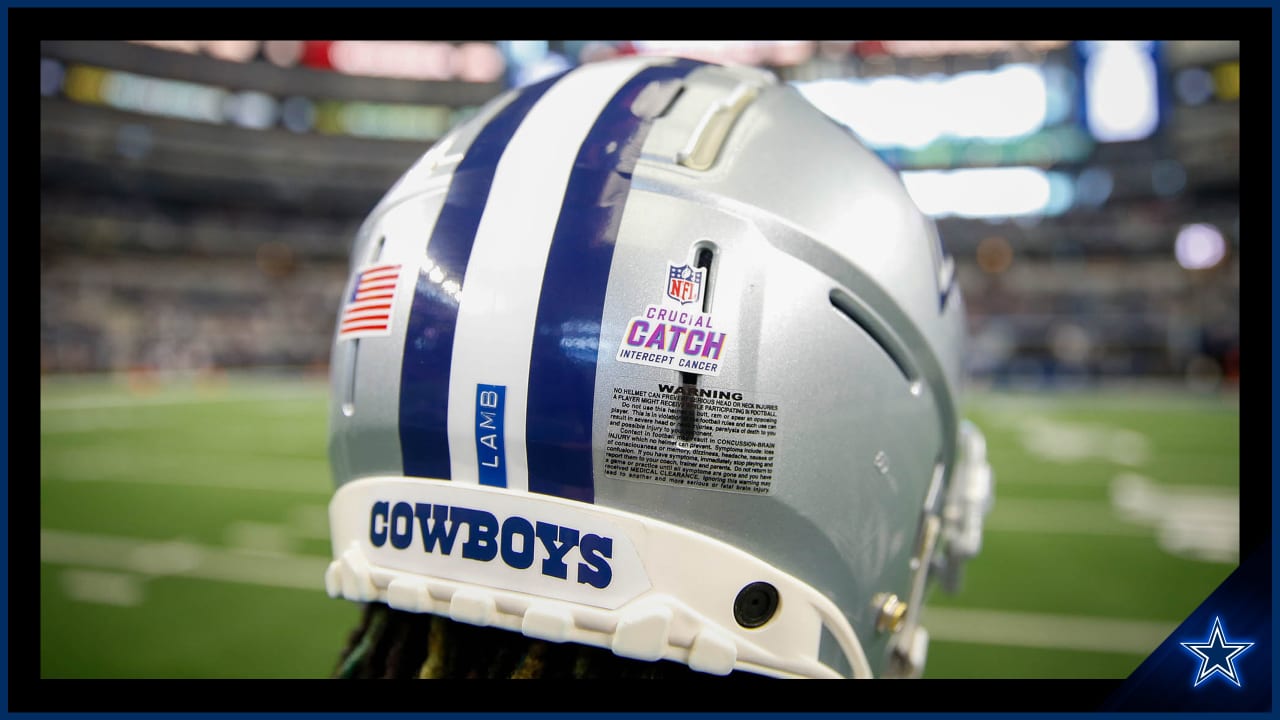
[604,383,780,495]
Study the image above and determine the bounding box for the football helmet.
[325,55,993,679]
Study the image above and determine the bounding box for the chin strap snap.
[885,625,930,679]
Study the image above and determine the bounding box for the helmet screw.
[733,582,780,628]
[873,593,908,633]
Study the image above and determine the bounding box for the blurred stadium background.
[39,39,1243,679]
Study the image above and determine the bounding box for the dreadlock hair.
[333,601,764,679]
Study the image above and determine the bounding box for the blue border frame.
[19,5,1274,718]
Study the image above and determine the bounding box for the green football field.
[38,372,1240,679]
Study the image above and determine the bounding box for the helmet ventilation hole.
[828,288,919,385]
[369,234,388,264]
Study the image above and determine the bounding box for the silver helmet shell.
[325,56,992,679]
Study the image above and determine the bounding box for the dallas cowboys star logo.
[1180,616,1254,687]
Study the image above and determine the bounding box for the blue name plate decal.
[475,384,507,487]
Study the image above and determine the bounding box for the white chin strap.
[884,419,994,679]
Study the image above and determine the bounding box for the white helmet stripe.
[398,76,557,484]
[445,57,662,492]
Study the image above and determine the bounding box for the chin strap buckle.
[885,420,994,678]
[934,420,995,594]
[880,420,994,678]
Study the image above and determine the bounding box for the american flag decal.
[338,263,402,341]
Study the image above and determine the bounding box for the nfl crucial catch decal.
[616,259,732,376]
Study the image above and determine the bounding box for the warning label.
[604,382,779,495]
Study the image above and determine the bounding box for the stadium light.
[793,63,1049,150]
[1174,67,1214,106]
[41,58,64,96]
[1175,223,1226,270]
[204,41,260,63]
[227,91,278,130]
[263,40,304,68]
[874,40,1068,58]
[280,96,316,133]
[631,40,816,67]
[901,167,1073,219]
[330,41,456,81]
[100,70,227,125]
[455,43,506,83]
[512,52,572,87]
[129,40,200,54]
[1073,167,1114,208]
[1082,41,1160,142]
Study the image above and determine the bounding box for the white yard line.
[1004,415,1151,466]
[45,529,1177,658]
[983,490,1238,563]
[41,529,329,592]
[40,385,324,411]
[225,521,299,555]
[1110,473,1238,563]
[40,414,158,434]
[983,497,1150,537]
[41,447,330,495]
[60,569,146,607]
[923,606,1177,655]
[286,504,334,540]
[44,471,331,495]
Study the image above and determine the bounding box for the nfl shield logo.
[667,263,704,306]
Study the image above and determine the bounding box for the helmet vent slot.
[677,81,760,171]
[339,338,358,417]
[691,245,715,313]
[677,245,717,442]
[828,288,920,385]
[369,234,388,264]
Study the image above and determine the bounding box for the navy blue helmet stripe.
[525,60,702,503]
[399,74,561,481]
